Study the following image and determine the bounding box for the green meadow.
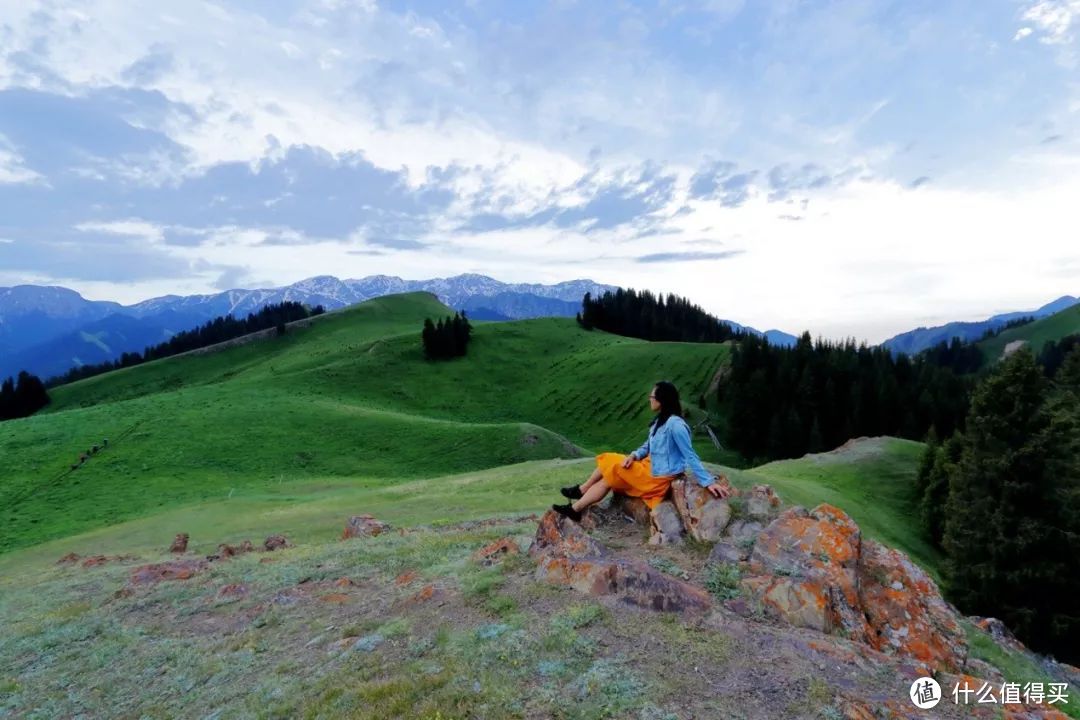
[1,293,730,557]
[0,291,941,579]
[979,302,1080,362]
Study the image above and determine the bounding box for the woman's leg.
[579,466,603,493]
[572,480,611,512]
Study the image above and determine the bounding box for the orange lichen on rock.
[529,511,711,613]
[856,539,966,672]
[394,570,419,586]
[129,559,207,585]
[471,537,520,564]
[319,593,351,604]
[342,514,391,540]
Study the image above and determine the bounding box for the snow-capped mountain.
[0,275,618,380]
[122,274,617,321]
[0,285,124,358]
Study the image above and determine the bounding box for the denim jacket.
[630,415,714,487]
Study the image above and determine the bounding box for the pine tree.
[0,376,14,421]
[422,318,436,360]
[941,349,1079,658]
[920,434,959,548]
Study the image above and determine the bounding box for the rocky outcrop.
[857,538,966,670]
[342,514,392,540]
[529,511,711,613]
[737,503,967,672]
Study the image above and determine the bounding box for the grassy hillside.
[979,303,1080,362]
[1,293,730,554]
[0,438,938,584]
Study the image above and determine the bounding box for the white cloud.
[0,136,44,185]
[58,171,1073,344]
[1020,0,1080,44]
[75,220,167,244]
[1018,0,1080,66]
[1,1,1079,341]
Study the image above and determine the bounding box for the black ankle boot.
[560,485,583,499]
[551,503,583,522]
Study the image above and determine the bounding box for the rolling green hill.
[1,292,730,554]
[1,290,938,588]
[979,303,1080,362]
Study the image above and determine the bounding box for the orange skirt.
[595,452,676,510]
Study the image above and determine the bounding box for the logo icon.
[910,677,942,709]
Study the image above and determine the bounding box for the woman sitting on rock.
[553,380,731,522]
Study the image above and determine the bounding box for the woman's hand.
[621,455,635,469]
[705,479,733,499]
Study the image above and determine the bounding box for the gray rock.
[707,541,745,565]
[648,500,686,546]
[671,479,732,542]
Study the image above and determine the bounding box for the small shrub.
[647,556,690,580]
[704,563,742,600]
[550,603,607,632]
[379,618,411,638]
[484,594,518,618]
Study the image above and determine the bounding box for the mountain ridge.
[1,275,804,380]
[881,295,1079,355]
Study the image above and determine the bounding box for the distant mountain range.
[27,272,1066,383]
[880,295,1080,356]
[2,275,624,380]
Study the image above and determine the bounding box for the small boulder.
[169,533,189,553]
[407,584,443,604]
[529,511,711,613]
[129,559,207,586]
[746,484,782,520]
[263,534,290,551]
[648,500,686,546]
[671,478,732,542]
[394,570,419,586]
[342,514,391,540]
[707,541,745,565]
[81,555,110,568]
[57,552,82,565]
[472,537,521,565]
[971,616,1028,654]
[724,519,763,546]
[217,583,249,601]
[215,540,254,559]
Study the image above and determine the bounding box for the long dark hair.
[649,380,683,435]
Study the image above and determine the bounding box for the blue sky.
[1,0,1078,341]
